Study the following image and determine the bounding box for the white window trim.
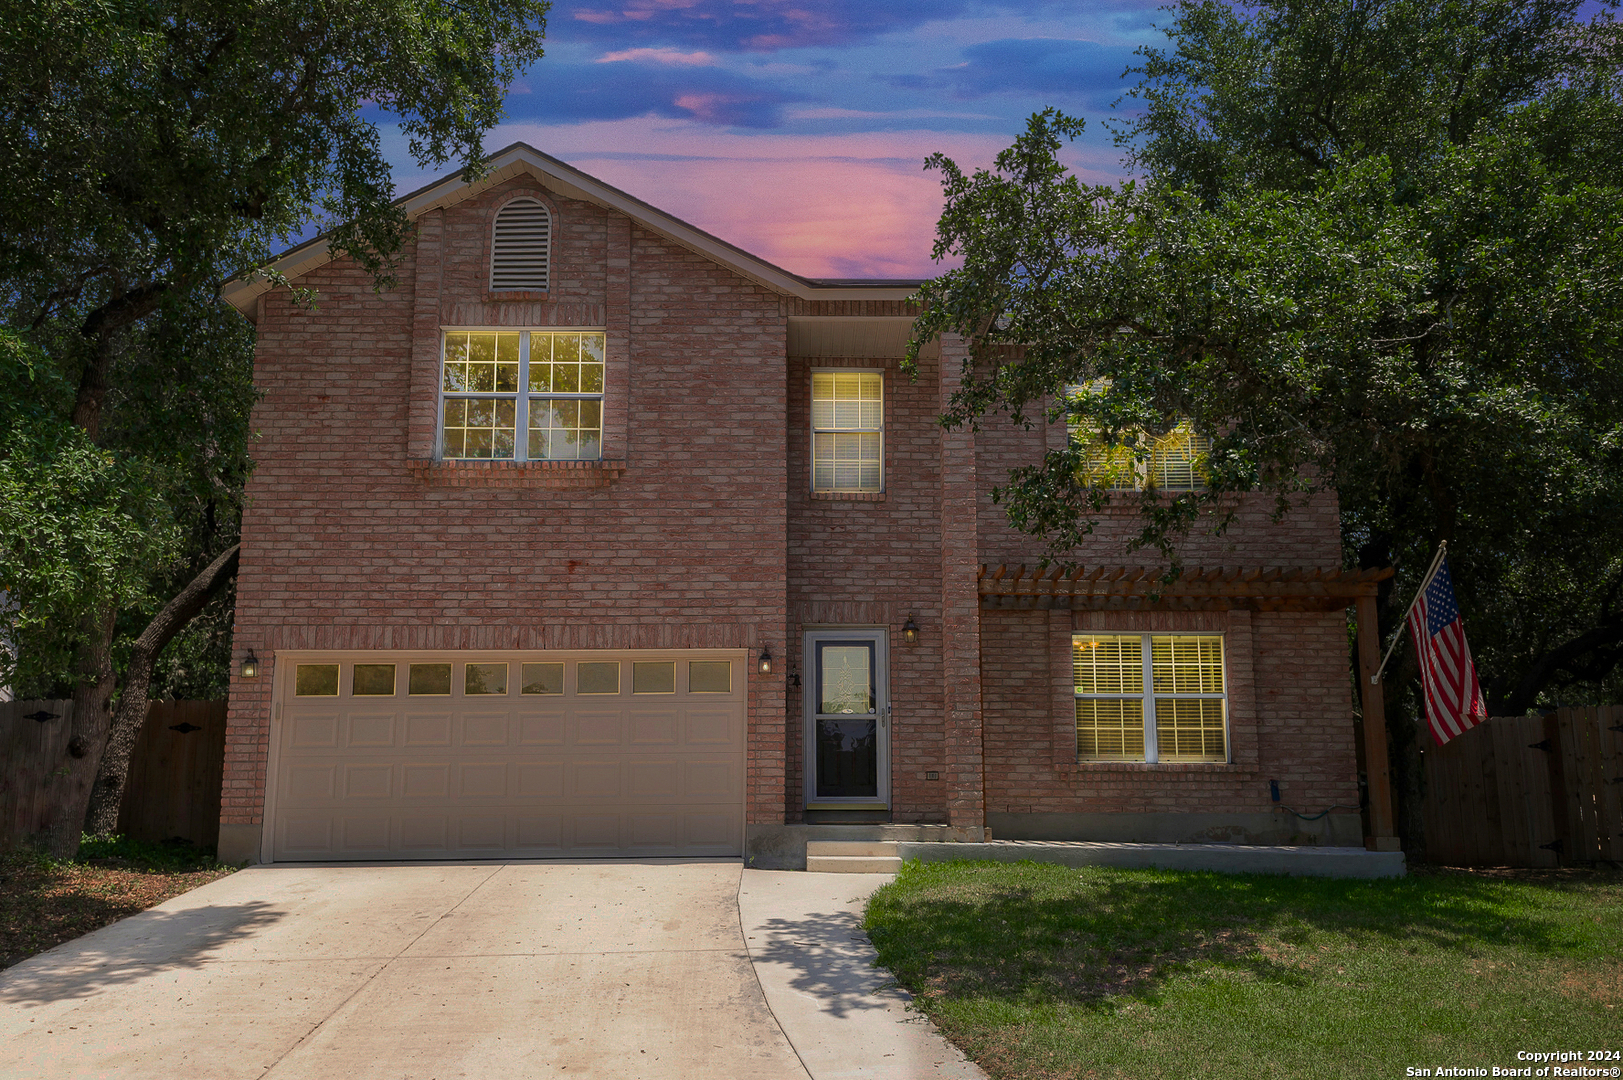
[437,326,607,463]
[810,366,885,494]
[1074,632,1229,764]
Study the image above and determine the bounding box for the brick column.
[406,208,444,463]
[939,333,986,836]
[603,213,631,461]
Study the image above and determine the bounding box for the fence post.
[1356,593,1400,850]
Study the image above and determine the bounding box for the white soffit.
[223,144,924,317]
[786,316,939,359]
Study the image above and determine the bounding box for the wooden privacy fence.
[0,699,226,851]
[1422,706,1623,867]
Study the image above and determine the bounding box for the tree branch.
[82,544,241,837]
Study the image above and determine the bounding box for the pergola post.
[1355,592,1401,851]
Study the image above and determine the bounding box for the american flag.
[1408,556,1488,745]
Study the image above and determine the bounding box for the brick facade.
[223,150,1364,858]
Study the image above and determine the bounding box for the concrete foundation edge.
[898,841,1405,878]
[217,823,262,865]
[988,810,1364,848]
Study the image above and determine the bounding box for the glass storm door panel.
[811,637,886,802]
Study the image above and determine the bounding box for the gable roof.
[222,143,924,317]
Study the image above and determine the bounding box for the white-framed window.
[1065,383,1210,491]
[439,329,605,461]
[490,197,551,291]
[811,370,883,492]
[1073,633,1228,763]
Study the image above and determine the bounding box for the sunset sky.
[381,0,1167,279]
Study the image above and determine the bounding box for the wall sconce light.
[240,649,260,679]
[902,615,920,644]
[758,646,773,675]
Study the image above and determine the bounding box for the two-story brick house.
[217,144,1392,867]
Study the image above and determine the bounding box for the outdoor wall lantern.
[758,646,773,675]
[240,649,259,679]
[902,615,921,644]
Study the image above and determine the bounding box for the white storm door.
[803,629,889,810]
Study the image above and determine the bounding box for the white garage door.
[267,651,746,861]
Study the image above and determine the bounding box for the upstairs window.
[440,330,604,461]
[812,371,883,492]
[490,198,551,292]
[1066,383,1210,491]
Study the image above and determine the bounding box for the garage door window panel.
[522,663,564,695]
[688,661,731,693]
[409,664,453,696]
[296,665,339,697]
[465,663,508,695]
[632,662,675,694]
[578,661,620,695]
[352,664,396,696]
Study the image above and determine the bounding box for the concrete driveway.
[0,861,984,1080]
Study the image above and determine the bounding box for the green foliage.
[73,833,224,872]
[0,0,550,324]
[0,331,180,694]
[910,0,1623,710]
[865,860,1623,1080]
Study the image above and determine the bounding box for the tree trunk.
[82,545,241,838]
[38,606,118,859]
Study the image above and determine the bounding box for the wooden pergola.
[979,563,1400,851]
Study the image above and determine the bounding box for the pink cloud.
[573,0,706,25]
[396,119,1126,279]
[596,47,717,65]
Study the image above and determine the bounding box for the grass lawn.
[864,861,1623,1080]
[0,836,234,971]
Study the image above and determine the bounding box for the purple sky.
[378,1,1164,279]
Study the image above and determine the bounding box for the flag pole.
[1369,541,1448,685]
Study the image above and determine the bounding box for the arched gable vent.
[489,197,551,291]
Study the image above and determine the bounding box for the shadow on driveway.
[749,908,898,1018]
[0,901,284,1005]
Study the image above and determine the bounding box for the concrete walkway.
[0,861,982,1080]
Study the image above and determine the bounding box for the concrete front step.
[806,840,900,858]
[806,854,905,873]
[805,840,904,873]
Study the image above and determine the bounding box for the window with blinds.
[812,370,883,492]
[490,197,551,291]
[1065,383,1210,491]
[1073,633,1228,763]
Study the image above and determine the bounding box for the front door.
[803,630,889,810]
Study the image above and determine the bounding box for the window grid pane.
[443,396,516,459]
[1152,635,1225,694]
[1148,424,1211,491]
[1076,698,1145,761]
[529,396,602,460]
[1073,636,1143,694]
[1155,698,1228,762]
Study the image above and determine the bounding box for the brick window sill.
[1053,760,1259,776]
[810,490,887,502]
[408,458,626,489]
